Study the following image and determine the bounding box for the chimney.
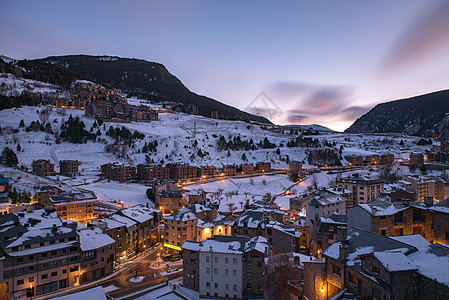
[339,243,349,261]
[424,195,434,207]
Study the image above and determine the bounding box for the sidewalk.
[149,258,183,270]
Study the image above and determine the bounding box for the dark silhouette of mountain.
[345,89,449,137]
[33,55,271,123]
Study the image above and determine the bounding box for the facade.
[163,208,198,253]
[303,227,449,300]
[240,163,254,175]
[48,192,98,224]
[405,175,436,202]
[59,160,80,177]
[101,163,136,182]
[36,186,62,204]
[78,227,115,283]
[182,235,268,300]
[0,210,81,299]
[137,164,170,181]
[32,159,56,177]
[223,165,237,177]
[200,166,217,178]
[158,190,186,215]
[188,190,207,205]
[288,160,302,175]
[336,172,383,206]
[347,198,434,241]
[256,162,271,173]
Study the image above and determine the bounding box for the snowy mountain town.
[2,1,449,299]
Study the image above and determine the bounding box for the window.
[70,266,79,272]
[206,256,210,262]
[225,269,229,276]
[29,255,34,260]
[214,268,218,275]
[51,272,57,277]
[29,266,34,271]
[62,269,67,274]
[233,270,237,276]
[41,274,48,279]
[233,284,237,290]
[51,261,57,267]
[247,262,252,267]
[206,282,210,287]
[29,277,34,283]
[247,272,252,278]
[381,230,386,236]
[225,257,229,264]
[190,259,196,264]
[206,267,210,274]
[17,279,24,285]
[17,257,23,263]
[233,258,237,264]
[372,266,380,275]
[247,283,252,289]
[214,257,218,263]
[42,253,47,258]
[332,264,341,276]
[225,283,229,290]
[17,268,23,275]
[214,282,218,288]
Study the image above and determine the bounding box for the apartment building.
[182,235,268,300]
[200,166,217,178]
[137,164,170,181]
[59,160,80,177]
[158,190,186,215]
[48,192,98,224]
[163,208,198,253]
[336,172,383,206]
[223,165,237,177]
[32,159,56,177]
[288,160,302,175]
[240,163,255,175]
[256,162,271,173]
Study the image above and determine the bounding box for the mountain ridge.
[33,54,271,124]
[345,89,449,137]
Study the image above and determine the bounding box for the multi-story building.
[240,163,254,175]
[223,165,237,177]
[32,159,56,177]
[429,198,449,245]
[137,164,170,181]
[256,162,271,173]
[405,175,436,202]
[288,161,302,175]
[200,166,217,178]
[101,163,136,182]
[158,190,186,215]
[347,197,434,240]
[187,190,207,205]
[303,227,449,300]
[336,172,383,206]
[0,210,81,299]
[325,187,353,209]
[78,227,115,283]
[48,192,98,224]
[36,186,62,204]
[167,164,200,181]
[163,208,198,253]
[59,160,80,177]
[182,235,269,300]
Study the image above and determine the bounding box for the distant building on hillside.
[59,160,80,177]
[32,159,55,177]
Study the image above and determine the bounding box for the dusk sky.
[2,0,449,131]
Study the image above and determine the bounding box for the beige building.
[49,192,98,224]
[336,172,383,206]
[163,208,198,253]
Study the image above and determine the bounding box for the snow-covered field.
[0,103,435,208]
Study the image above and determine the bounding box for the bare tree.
[226,202,237,214]
[261,255,302,300]
[39,106,51,125]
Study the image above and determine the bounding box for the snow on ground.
[102,285,120,293]
[79,180,153,207]
[129,276,145,283]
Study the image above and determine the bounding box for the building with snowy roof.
[303,227,449,300]
[336,171,383,206]
[163,208,199,253]
[182,235,269,299]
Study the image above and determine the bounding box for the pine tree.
[16,144,21,152]
[19,119,25,128]
[1,147,18,167]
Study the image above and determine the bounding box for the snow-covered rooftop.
[78,227,115,251]
[374,251,417,272]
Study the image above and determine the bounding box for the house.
[101,163,136,182]
[200,166,217,178]
[32,159,55,177]
[36,186,62,204]
[196,213,236,241]
[223,165,237,177]
[317,213,347,255]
